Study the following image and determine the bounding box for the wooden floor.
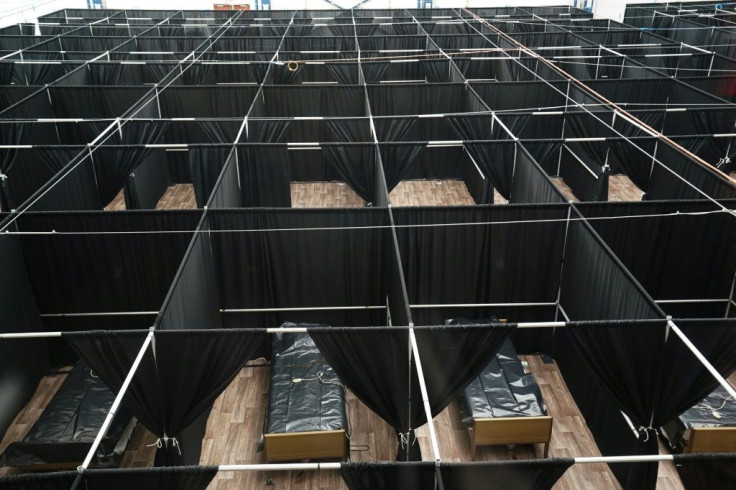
[1,357,711,489]
[608,174,643,202]
[390,180,475,206]
[551,177,580,202]
[290,182,363,208]
[105,183,197,211]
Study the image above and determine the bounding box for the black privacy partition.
[14,211,200,360]
[236,144,384,207]
[392,204,567,351]
[577,200,736,317]
[0,235,49,437]
[207,208,391,328]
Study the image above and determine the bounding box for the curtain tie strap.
[147,434,182,455]
[399,431,417,448]
[0,173,7,181]
[637,426,657,442]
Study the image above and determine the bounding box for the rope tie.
[399,430,417,448]
[718,156,731,169]
[637,426,657,442]
[146,434,182,455]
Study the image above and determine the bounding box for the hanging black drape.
[657,319,736,428]
[66,330,265,466]
[438,459,574,490]
[360,62,390,83]
[0,122,32,210]
[379,144,426,192]
[522,141,563,175]
[157,219,221,331]
[326,63,359,84]
[94,123,170,206]
[209,151,241,209]
[341,462,436,490]
[325,119,369,143]
[458,142,515,200]
[247,119,292,143]
[0,235,49,438]
[673,454,736,490]
[510,145,566,204]
[309,327,423,461]
[124,151,170,210]
[188,146,231,207]
[565,321,666,490]
[323,145,377,204]
[64,330,162,444]
[237,146,291,207]
[607,138,655,194]
[416,323,515,416]
[374,117,417,142]
[0,466,217,490]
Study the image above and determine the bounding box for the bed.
[446,318,553,460]
[263,324,348,463]
[661,385,736,453]
[0,361,136,470]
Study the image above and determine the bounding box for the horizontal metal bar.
[40,311,158,317]
[655,299,729,304]
[410,302,556,308]
[221,305,386,313]
[0,332,62,339]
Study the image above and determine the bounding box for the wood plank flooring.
[104,183,197,211]
[0,368,70,476]
[0,355,712,489]
[608,174,644,202]
[551,177,580,202]
[290,182,364,208]
[389,180,475,206]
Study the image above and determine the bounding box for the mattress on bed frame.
[0,361,134,468]
[265,324,346,435]
[445,318,547,426]
[662,385,736,451]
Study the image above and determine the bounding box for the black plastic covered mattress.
[662,385,736,451]
[265,324,346,434]
[0,361,134,468]
[446,318,547,426]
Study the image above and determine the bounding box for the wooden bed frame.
[683,427,736,453]
[264,429,348,462]
[469,416,553,460]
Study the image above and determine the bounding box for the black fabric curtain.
[510,145,566,204]
[247,119,291,143]
[0,122,33,210]
[199,120,239,144]
[94,123,170,206]
[208,208,389,328]
[648,145,736,200]
[341,462,436,490]
[209,151,241,208]
[607,138,655,193]
[188,146,231,208]
[374,118,417,142]
[237,146,291,207]
[657,319,736,428]
[0,235,49,437]
[521,141,563,175]
[379,144,426,192]
[309,327,423,461]
[124,151,170,210]
[460,142,515,200]
[559,146,608,202]
[66,330,265,466]
[416,323,515,417]
[323,145,378,204]
[673,454,736,490]
[325,119,369,143]
[438,459,574,490]
[564,321,666,490]
[360,62,390,83]
[0,466,217,490]
[326,63,359,84]
[157,219,221,331]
